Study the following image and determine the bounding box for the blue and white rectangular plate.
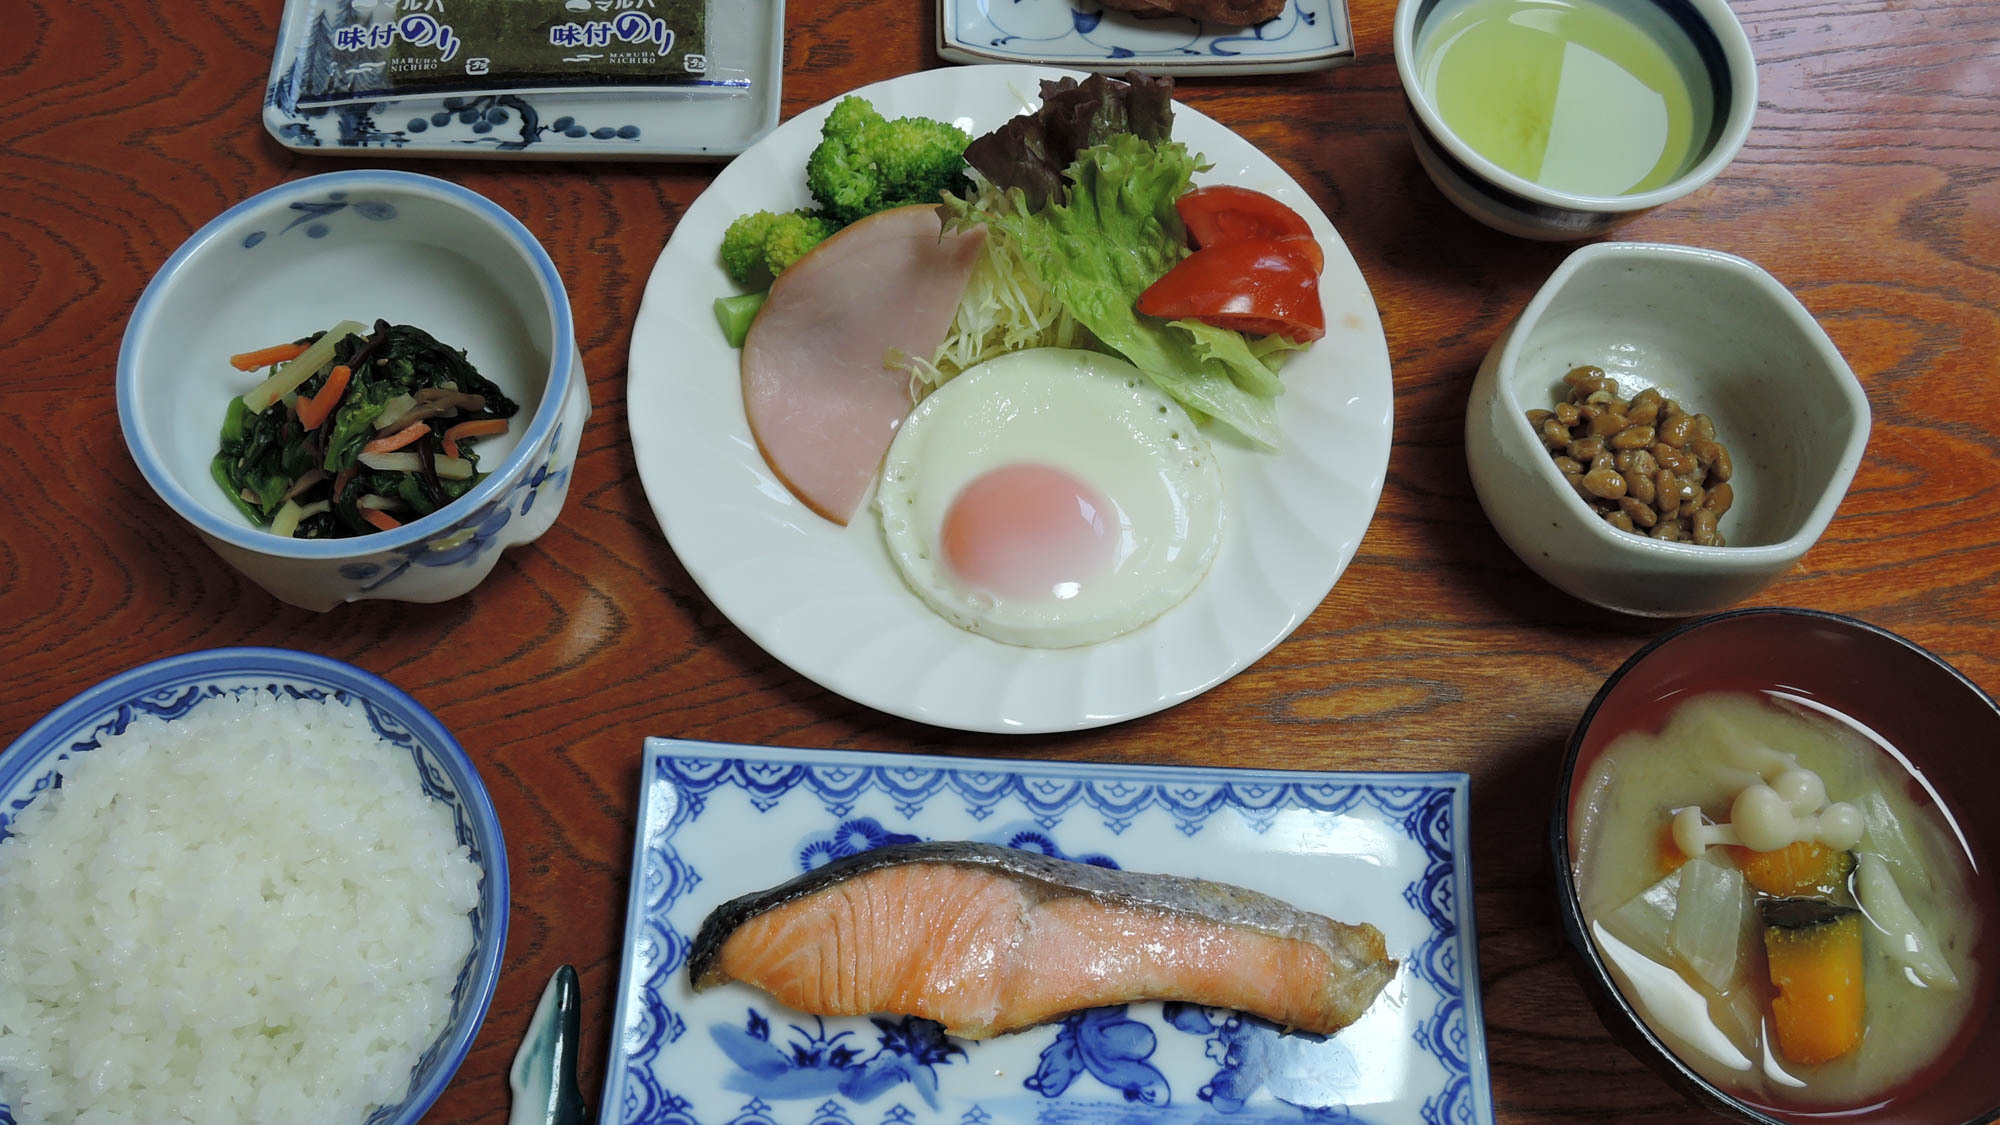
[937,0,1353,75]
[602,739,1491,1125]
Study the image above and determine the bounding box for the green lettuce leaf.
[947,133,1287,449]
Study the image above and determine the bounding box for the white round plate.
[627,64,1393,734]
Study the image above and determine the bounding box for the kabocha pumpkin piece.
[1733,840,1856,899]
[1761,897,1865,1065]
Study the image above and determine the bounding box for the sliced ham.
[742,205,987,525]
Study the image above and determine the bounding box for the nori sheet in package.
[289,0,746,107]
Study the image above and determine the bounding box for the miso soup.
[1571,691,1989,1111]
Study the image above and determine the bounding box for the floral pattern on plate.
[937,0,1354,74]
[601,739,1493,1124]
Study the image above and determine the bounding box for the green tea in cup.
[1414,0,1716,197]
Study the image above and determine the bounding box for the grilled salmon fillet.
[687,841,1397,1040]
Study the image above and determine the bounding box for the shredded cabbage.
[915,180,1086,392]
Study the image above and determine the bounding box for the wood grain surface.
[1,0,1995,1122]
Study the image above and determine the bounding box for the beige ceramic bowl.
[1466,242,1870,617]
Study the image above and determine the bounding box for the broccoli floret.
[719,208,838,289]
[819,94,880,142]
[712,99,969,298]
[804,97,973,225]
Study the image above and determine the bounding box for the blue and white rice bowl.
[0,647,508,1125]
[117,169,588,611]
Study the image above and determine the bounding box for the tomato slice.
[1136,236,1326,344]
[1176,185,1318,267]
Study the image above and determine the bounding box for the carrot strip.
[295,364,353,430]
[362,421,431,455]
[440,418,508,459]
[229,340,311,371]
[360,508,402,532]
[443,418,509,443]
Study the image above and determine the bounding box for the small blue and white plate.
[937,0,1354,74]
[602,739,1491,1125]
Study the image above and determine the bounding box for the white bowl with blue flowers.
[117,169,588,611]
[0,646,509,1125]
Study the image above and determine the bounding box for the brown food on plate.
[1096,0,1287,25]
[688,840,1398,1040]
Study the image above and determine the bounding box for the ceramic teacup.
[1392,0,1759,240]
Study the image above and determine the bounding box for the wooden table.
[3,0,1995,1121]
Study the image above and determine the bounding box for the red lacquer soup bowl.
[1552,607,2000,1125]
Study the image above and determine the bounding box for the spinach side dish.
[212,320,521,538]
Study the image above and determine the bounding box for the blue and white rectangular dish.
[937,0,1354,74]
[602,738,1491,1125]
[261,0,785,159]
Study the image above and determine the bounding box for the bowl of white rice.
[0,647,507,1125]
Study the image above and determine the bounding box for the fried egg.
[877,347,1225,648]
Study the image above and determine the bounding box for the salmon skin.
[686,840,1398,1040]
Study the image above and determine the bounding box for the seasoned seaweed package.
[282,0,745,107]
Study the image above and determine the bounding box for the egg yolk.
[939,463,1115,601]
